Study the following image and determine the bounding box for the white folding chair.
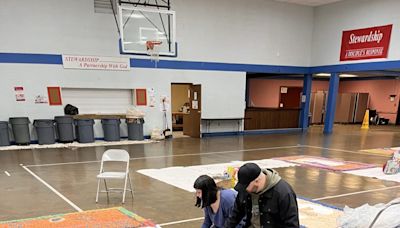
[95,149,134,204]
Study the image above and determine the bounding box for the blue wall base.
[201,128,303,137]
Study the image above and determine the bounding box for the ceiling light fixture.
[315,73,331,77]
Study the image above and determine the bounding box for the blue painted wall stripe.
[1,52,400,75]
[130,58,309,74]
[310,60,400,73]
[0,52,308,74]
[0,53,62,65]
[202,128,302,137]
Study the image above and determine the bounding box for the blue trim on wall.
[2,52,400,75]
[324,73,340,134]
[0,53,62,64]
[130,58,309,74]
[201,128,303,137]
[0,52,308,74]
[202,131,243,137]
[310,60,400,73]
[244,128,302,135]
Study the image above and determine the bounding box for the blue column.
[299,74,312,131]
[324,73,340,134]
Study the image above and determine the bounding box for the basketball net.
[146,41,162,64]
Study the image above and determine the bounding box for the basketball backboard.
[118,5,177,57]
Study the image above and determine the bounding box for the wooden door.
[354,93,369,123]
[279,87,302,109]
[311,91,325,124]
[183,84,201,138]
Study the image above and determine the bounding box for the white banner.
[62,55,130,71]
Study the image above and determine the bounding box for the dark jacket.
[225,179,299,228]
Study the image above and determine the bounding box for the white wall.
[0,63,245,138]
[175,0,314,66]
[311,0,400,66]
[0,0,314,66]
[0,0,313,139]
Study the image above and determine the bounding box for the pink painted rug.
[274,155,375,171]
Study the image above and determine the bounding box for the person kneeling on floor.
[194,175,243,228]
[225,163,299,228]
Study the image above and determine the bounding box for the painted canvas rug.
[344,167,400,183]
[274,155,376,171]
[0,207,159,228]
[137,159,298,192]
[359,147,400,157]
[297,198,342,228]
[137,163,342,228]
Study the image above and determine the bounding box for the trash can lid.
[75,118,95,125]
[33,119,54,127]
[54,116,73,124]
[55,116,74,119]
[33,119,54,122]
[0,121,8,129]
[9,117,30,124]
[101,119,121,125]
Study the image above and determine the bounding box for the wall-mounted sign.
[149,88,156,107]
[14,86,25,102]
[47,87,62,106]
[62,55,130,71]
[35,95,48,104]
[340,24,393,61]
[135,89,147,106]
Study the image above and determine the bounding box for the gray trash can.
[9,117,31,145]
[101,118,121,141]
[34,119,56,145]
[75,119,95,143]
[0,121,10,146]
[126,118,144,141]
[55,116,74,143]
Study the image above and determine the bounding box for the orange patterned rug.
[360,147,398,157]
[0,207,159,228]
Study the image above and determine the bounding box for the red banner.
[340,24,392,61]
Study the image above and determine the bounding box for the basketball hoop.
[146,40,162,63]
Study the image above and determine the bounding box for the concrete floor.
[0,125,400,227]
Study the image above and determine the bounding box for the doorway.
[171,83,202,138]
[396,99,400,125]
[279,86,302,109]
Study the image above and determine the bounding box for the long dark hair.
[193,175,218,208]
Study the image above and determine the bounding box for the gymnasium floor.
[1,125,400,227]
